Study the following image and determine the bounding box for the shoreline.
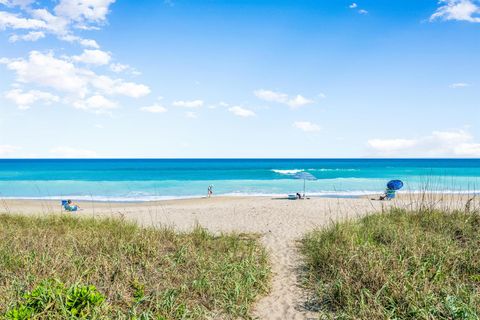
[1,190,479,204]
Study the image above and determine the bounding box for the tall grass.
[301,208,480,319]
[0,214,270,319]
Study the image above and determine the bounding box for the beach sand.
[0,194,476,320]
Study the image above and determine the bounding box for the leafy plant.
[3,280,106,319]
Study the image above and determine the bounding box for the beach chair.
[62,200,78,212]
[385,189,396,200]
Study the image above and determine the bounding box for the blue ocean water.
[0,159,479,201]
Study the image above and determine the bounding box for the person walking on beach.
[207,185,213,198]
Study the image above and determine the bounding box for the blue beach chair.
[385,189,396,200]
[62,200,78,212]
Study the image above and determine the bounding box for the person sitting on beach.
[64,200,79,212]
[296,192,302,199]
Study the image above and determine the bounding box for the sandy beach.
[1,194,477,320]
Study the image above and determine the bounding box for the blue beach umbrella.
[294,172,317,196]
[387,180,404,190]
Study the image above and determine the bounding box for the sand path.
[0,197,400,319]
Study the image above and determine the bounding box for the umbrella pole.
[303,179,306,198]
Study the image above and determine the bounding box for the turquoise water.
[0,159,479,201]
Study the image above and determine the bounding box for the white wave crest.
[271,169,304,175]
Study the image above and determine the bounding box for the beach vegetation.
[301,208,480,319]
[0,214,270,319]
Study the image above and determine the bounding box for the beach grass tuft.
[301,208,480,319]
[0,214,270,319]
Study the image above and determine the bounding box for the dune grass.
[301,208,480,320]
[0,214,270,319]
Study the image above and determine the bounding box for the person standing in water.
[207,185,213,197]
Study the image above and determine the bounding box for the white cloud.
[109,63,125,73]
[72,49,111,65]
[112,81,150,98]
[228,106,255,117]
[110,62,131,73]
[54,0,116,24]
[254,89,314,108]
[30,9,69,34]
[73,95,117,113]
[140,104,167,113]
[368,129,480,157]
[0,1,148,114]
[172,100,204,108]
[4,88,59,109]
[0,0,116,45]
[0,144,20,157]
[348,3,368,15]
[8,31,45,42]
[50,146,98,158]
[431,0,480,23]
[1,51,150,100]
[254,89,288,103]
[450,82,470,88]
[2,51,89,96]
[293,121,321,132]
[0,11,46,30]
[288,95,315,108]
[0,0,35,8]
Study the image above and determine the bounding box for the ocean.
[0,159,479,201]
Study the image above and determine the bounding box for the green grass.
[0,214,270,319]
[301,208,480,320]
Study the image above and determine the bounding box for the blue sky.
[0,0,479,158]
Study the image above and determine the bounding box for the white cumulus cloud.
[293,121,321,132]
[0,11,46,30]
[431,0,480,23]
[0,0,116,46]
[368,129,480,157]
[254,89,314,108]
[4,88,59,109]
[1,51,150,102]
[72,49,111,65]
[1,51,90,96]
[8,31,45,42]
[228,106,256,117]
[54,0,116,24]
[73,95,117,113]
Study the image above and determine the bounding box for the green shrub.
[4,280,106,319]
